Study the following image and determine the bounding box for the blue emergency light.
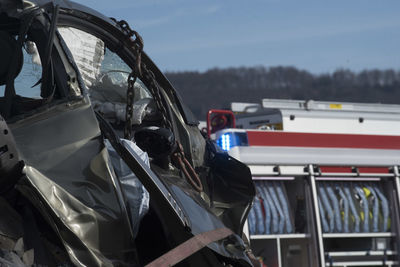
[216,131,248,151]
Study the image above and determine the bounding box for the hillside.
[165,67,400,120]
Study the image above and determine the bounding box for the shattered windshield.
[59,27,154,126]
[58,27,151,100]
[91,48,152,104]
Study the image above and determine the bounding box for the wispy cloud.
[87,0,185,10]
[146,18,400,53]
[134,15,175,28]
[204,5,220,14]
[130,4,221,29]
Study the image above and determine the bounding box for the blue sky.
[75,0,400,73]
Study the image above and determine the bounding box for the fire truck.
[207,99,400,267]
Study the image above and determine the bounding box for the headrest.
[0,31,23,86]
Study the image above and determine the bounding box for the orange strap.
[145,227,233,267]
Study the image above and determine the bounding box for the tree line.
[165,67,400,120]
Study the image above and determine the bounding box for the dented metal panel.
[10,99,137,266]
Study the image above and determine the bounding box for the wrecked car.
[0,0,255,266]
